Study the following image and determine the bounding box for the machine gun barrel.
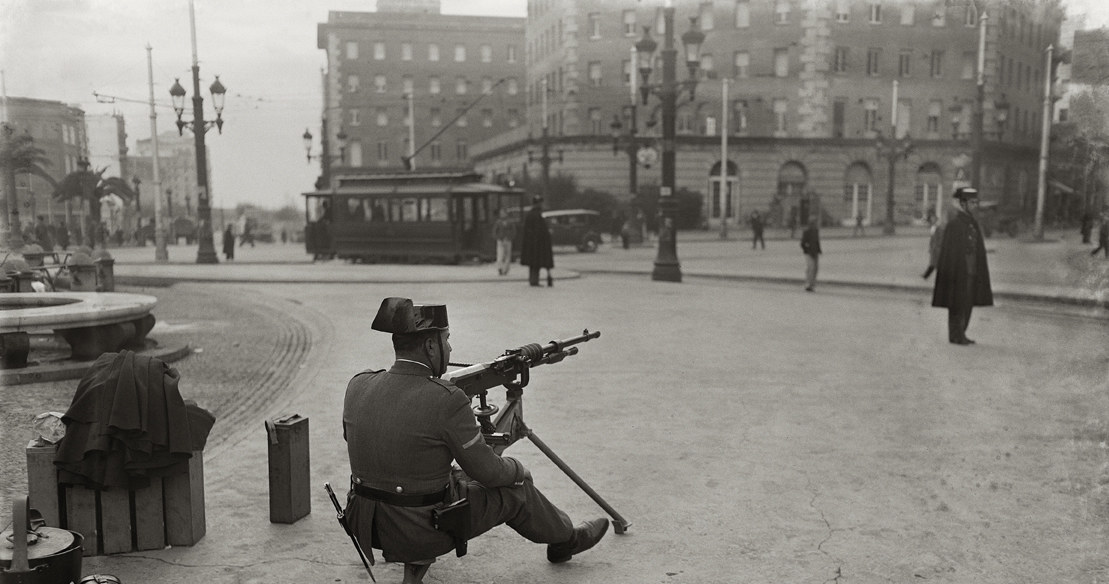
[447,329,599,397]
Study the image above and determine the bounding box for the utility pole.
[147,44,168,262]
[1034,44,1053,240]
[719,77,729,239]
[971,8,988,189]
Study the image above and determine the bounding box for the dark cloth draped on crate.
[54,350,215,489]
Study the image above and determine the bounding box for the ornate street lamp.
[302,128,348,163]
[168,0,226,264]
[876,131,914,235]
[633,5,704,282]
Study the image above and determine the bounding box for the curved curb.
[0,342,192,386]
[114,272,583,287]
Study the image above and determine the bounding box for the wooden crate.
[26,445,204,555]
[266,415,311,524]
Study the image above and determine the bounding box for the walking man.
[493,208,517,276]
[931,187,993,345]
[749,211,765,250]
[520,197,554,286]
[800,217,821,292]
[852,213,865,237]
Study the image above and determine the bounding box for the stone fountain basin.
[0,292,158,365]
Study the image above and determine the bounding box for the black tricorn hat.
[953,187,979,200]
[371,297,449,334]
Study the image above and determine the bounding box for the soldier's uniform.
[342,299,574,564]
[931,188,993,344]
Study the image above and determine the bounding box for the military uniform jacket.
[931,209,994,308]
[343,360,525,562]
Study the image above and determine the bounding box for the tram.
[303,171,525,264]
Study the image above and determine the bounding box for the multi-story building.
[134,132,209,222]
[2,96,86,230]
[474,0,1063,229]
[314,1,526,185]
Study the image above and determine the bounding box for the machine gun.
[444,329,629,534]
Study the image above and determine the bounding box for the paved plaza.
[3,227,1108,583]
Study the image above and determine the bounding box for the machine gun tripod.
[447,329,630,534]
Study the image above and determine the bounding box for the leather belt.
[352,482,448,507]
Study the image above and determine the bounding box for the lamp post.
[2,122,23,250]
[169,0,226,264]
[633,3,704,283]
[302,127,348,171]
[970,5,988,189]
[131,176,143,247]
[876,132,914,235]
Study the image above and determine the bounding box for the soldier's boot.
[546,517,609,563]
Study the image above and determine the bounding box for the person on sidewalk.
[520,197,554,286]
[749,210,765,250]
[341,298,609,572]
[222,224,235,261]
[852,214,865,237]
[1090,210,1109,258]
[931,187,993,345]
[800,217,821,292]
[492,208,517,276]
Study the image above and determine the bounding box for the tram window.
[401,198,419,222]
[426,198,449,221]
[307,198,324,222]
[461,198,474,230]
[346,197,367,221]
[370,199,386,221]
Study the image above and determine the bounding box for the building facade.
[2,96,86,231]
[134,131,209,222]
[473,0,1063,229]
[315,2,526,186]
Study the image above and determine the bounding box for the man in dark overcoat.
[931,187,993,345]
[341,298,608,576]
[520,197,554,286]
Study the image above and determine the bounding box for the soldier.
[341,298,608,575]
[931,187,993,345]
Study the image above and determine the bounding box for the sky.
[0,0,1106,210]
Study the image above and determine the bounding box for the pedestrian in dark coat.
[222,224,235,260]
[520,197,554,286]
[800,218,821,291]
[749,211,765,249]
[931,187,993,345]
[1091,210,1109,258]
[342,298,608,572]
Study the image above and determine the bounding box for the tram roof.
[302,171,524,198]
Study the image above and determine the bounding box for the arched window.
[708,160,739,220]
[777,161,807,198]
[843,162,873,225]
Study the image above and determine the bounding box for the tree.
[0,126,52,247]
[52,162,137,248]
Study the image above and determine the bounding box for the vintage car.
[543,209,604,252]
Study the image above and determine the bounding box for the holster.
[431,498,471,557]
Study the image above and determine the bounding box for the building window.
[456,140,468,160]
[374,75,386,93]
[734,51,750,78]
[623,59,633,85]
[774,99,788,135]
[376,107,388,126]
[429,76,440,94]
[589,12,602,38]
[899,49,912,77]
[428,43,440,61]
[774,48,789,77]
[507,44,517,63]
[401,42,412,61]
[457,109,467,127]
[347,74,360,93]
[896,99,911,138]
[701,53,715,78]
[349,142,363,167]
[482,108,493,128]
[699,2,714,30]
[377,141,389,163]
[868,2,882,24]
[930,50,944,77]
[403,75,414,95]
[482,77,493,94]
[964,4,978,27]
[507,108,520,128]
[735,0,750,27]
[623,10,637,36]
[866,48,880,76]
[345,41,358,59]
[678,111,693,134]
[900,5,914,25]
[430,108,442,127]
[507,77,518,95]
[430,141,441,163]
[656,8,665,34]
[589,108,603,134]
[589,61,603,86]
[454,44,466,62]
[456,76,468,94]
[374,42,386,60]
[833,47,848,73]
[961,52,975,79]
[932,7,945,26]
[733,100,749,133]
[481,44,492,63]
[927,100,942,134]
[775,1,790,24]
[864,99,879,133]
[834,0,849,22]
[349,109,361,126]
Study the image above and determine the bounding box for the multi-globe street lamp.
[632,2,704,283]
[168,0,226,264]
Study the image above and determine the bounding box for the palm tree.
[0,125,52,248]
[52,159,137,248]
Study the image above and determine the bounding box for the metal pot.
[0,496,83,584]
